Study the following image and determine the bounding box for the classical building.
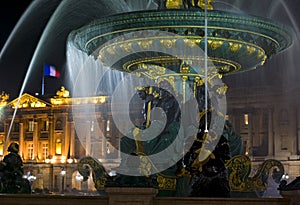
[0,87,123,193]
[226,84,300,180]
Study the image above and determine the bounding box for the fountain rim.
[69,9,294,52]
[68,9,294,75]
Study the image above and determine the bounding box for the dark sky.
[0,0,63,99]
[0,1,32,47]
[0,0,33,98]
[1,0,300,100]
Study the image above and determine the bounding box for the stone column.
[19,122,24,159]
[33,121,38,160]
[268,108,274,157]
[69,121,75,157]
[49,115,54,157]
[64,120,70,157]
[86,121,91,156]
[248,113,253,159]
[101,119,106,158]
[105,187,158,205]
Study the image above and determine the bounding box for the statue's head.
[8,142,19,153]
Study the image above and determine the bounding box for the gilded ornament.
[184,39,197,47]
[197,0,214,10]
[120,42,133,52]
[260,55,267,65]
[107,46,116,55]
[246,46,256,55]
[165,0,183,9]
[138,40,153,50]
[157,175,177,190]
[216,84,228,95]
[0,92,9,106]
[230,42,242,53]
[180,63,190,74]
[210,40,223,50]
[56,86,70,98]
[160,39,176,49]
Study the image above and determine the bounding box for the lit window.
[28,143,34,160]
[56,138,62,155]
[244,114,249,125]
[0,140,3,155]
[43,120,49,131]
[42,143,48,159]
[28,121,34,132]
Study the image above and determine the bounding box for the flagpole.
[42,66,45,95]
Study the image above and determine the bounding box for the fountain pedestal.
[105,187,158,205]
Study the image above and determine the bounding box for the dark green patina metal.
[69,10,293,75]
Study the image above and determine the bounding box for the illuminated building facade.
[0,87,122,193]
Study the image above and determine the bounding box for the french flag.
[44,64,60,78]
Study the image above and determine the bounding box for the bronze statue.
[0,143,31,193]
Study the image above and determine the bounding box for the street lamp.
[282,173,289,180]
[60,169,66,194]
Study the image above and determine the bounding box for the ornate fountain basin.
[69,9,293,76]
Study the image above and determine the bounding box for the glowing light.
[244,114,249,125]
[61,156,66,163]
[61,170,66,176]
[50,156,56,164]
[67,158,73,164]
[282,173,289,180]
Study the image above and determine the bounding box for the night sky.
[0,0,33,98]
[1,0,300,100]
[0,0,63,99]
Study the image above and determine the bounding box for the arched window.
[55,120,63,130]
[55,138,62,155]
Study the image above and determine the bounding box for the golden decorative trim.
[9,93,48,109]
[123,55,241,77]
[97,35,265,75]
[86,25,280,50]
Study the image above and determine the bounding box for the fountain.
[67,0,293,197]
[0,0,297,200]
